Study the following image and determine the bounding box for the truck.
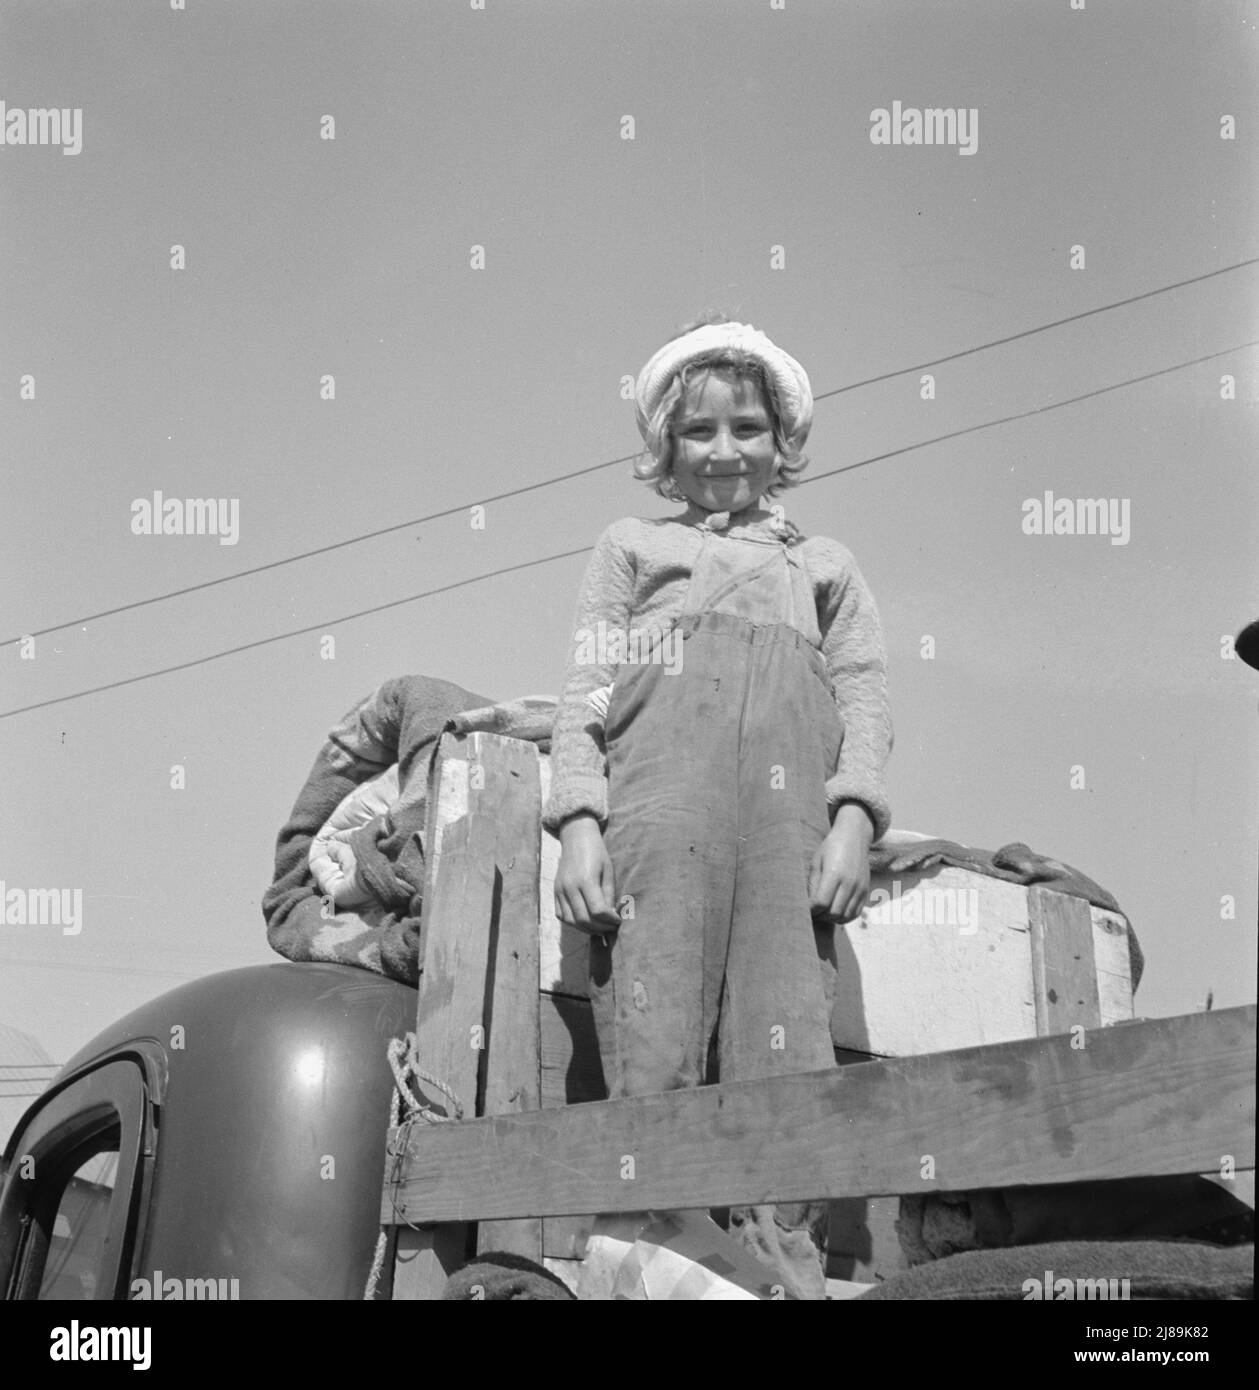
[0,962,412,1300]
[3,729,1254,1302]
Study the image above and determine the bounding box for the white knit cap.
[633,321,813,452]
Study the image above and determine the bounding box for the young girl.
[542,316,893,1299]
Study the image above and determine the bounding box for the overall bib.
[594,522,845,1296]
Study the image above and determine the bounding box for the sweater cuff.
[826,781,892,845]
[541,774,609,838]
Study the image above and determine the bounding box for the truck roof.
[17,962,418,1299]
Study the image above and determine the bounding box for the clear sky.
[1,0,1256,1066]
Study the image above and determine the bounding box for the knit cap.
[633,321,814,453]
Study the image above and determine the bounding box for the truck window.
[0,1057,152,1301]
[38,1140,120,1300]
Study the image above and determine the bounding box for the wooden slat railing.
[383,1004,1255,1225]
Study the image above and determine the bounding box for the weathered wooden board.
[541,1215,595,1260]
[392,738,480,1296]
[540,991,605,1109]
[1092,908,1135,1026]
[537,756,591,995]
[389,1225,465,1302]
[1029,885,1101,1036]
[411,748,487,1122]
[832,866,1037,1055]
[475,735,543,1261]
[826,1196,904,1284]
[383,1006,1255,1223]
[538,990,604,1260]
[393,734,549,1291]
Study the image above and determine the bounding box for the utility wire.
[0,549,593,718]
[804,341,1255,484]
[4,339,1253,721]
[5,256,1254,649]
[0,954,201,981]
[813,255,1259,400]
[0,455,640,647]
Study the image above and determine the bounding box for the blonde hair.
[632,313,810,502]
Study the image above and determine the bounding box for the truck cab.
[0,963,414,1301]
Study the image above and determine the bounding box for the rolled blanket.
[262,675,494,983]
[897,1177,1253,1267]
[263,681,557,984]
[441,1252,575,1301]
[857,1238,1254,1300]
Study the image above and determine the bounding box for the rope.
[363,1033,468,1300]
[388,1033,466,1124]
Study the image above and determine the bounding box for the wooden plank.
[537,755,591,995]
[383,1006,1255,1223]
[826,1196,904,1283]
[825,1048,903,1281]
[390,1224,467,1301]
[542,1216,594,1260]
[833,866,1036,1055]
[413,766,491,1121]
[539,990,604,1260]
[1092,908,1135,1026]
[539,991,605,1108]
[475,735,543,1261]
[1029,886,1101,1036]
[392,735,485,1296]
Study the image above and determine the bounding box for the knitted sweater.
[542,502,893,840]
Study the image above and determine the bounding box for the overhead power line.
[805,341,1255,484]
[0,955,201,981]
[3,339,1253,721]
[813,255,1259,400]
[5,256,1255,649]
[0,548,593,718]
[0,454,640,648]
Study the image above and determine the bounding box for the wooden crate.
[538,756,1135,1056]
[395,739,1142,1289]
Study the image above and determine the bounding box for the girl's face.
[669,371,779,514]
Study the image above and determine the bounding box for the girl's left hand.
[809,807,874,924]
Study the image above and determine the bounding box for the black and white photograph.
[0,0,1254,1348]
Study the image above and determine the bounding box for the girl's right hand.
[554,814,621,935]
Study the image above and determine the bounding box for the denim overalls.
[593,515,845,1296]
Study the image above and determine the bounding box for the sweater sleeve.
[541,521,637,835]
[813,540,894,841]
